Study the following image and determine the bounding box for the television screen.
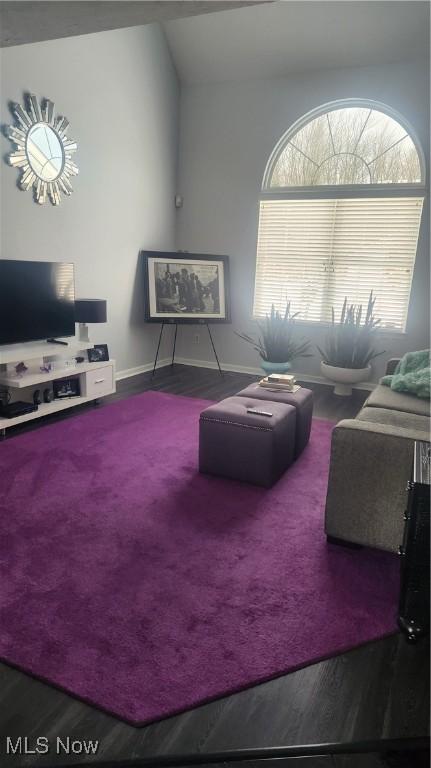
[0,260,75,345]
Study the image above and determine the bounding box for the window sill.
[252,317,408,337]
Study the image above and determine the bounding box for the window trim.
[262,184,425,200]
[262,98,427,193]
[254,99,427,331]
[271,317,409,337]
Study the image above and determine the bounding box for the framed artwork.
[53,377,80,399]
[141,251,231,323]
[87,344,109,363]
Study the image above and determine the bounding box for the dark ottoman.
[236,384,313,458]
[199,396,296,488]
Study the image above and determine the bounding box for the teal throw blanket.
[381,349,430,399]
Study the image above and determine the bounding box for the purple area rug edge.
[0,391,399,725]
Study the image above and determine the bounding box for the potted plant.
[318,291,385,395]
[236,303,311,375]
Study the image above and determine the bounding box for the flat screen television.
[0,260,75,346]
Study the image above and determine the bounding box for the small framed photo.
[53,377,81,399]
[87,344,109,363]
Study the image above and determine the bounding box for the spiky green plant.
[317,291,385,369]
[236,303,311,363]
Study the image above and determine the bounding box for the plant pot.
[321,361,371,396]
[261,360,292,376]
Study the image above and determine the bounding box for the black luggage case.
[398,441,430,642]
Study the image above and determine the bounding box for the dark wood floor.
[0,365,429,768]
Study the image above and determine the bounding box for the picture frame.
[87,344,109,363]
[141,251,231,324]
[53,377,80,399]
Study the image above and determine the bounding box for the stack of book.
[258,373,300,393]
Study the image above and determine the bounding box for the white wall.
[0,24,179,374]
[175,59,430,381]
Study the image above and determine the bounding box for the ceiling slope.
[0,1,268,48]
[164,1,430,84]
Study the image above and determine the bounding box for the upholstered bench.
[199,396,296,487]
[236,384,313,458]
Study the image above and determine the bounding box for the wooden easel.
[151,321,223,377]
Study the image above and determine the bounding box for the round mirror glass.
[26,123,64,181]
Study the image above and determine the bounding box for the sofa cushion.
[365,384,430,417]
[357,407,430,440]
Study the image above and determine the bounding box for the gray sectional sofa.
[325,358,430,553]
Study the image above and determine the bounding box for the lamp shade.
[75,299,107,323]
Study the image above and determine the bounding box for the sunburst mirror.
[5,93,78,206]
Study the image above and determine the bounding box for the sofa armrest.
[332,418,428,442]
[325,419,428,552]
[385,358,401,376]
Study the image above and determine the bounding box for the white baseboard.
[116,355,376,392]
[115,358,171,381]
[173,356,262,376]
[172,356,376,391]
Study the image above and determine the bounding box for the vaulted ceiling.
[1,0,428,86]
[0,1,266,48]
[164,1,430,84]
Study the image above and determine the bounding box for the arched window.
[254,100,425,330]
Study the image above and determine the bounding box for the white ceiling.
[164,1,430,84]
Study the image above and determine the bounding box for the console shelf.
[0,338,93,365]
[0,392,109,431]
[0,355,116,435]
[0,359,113,388]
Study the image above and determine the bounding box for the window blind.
[253,197,424,330]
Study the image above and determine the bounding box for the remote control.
[246,408,273,417]
[47,338,69,346]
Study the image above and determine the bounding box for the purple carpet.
[0,391,399,725]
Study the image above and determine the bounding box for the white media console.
[0,338,116,436]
